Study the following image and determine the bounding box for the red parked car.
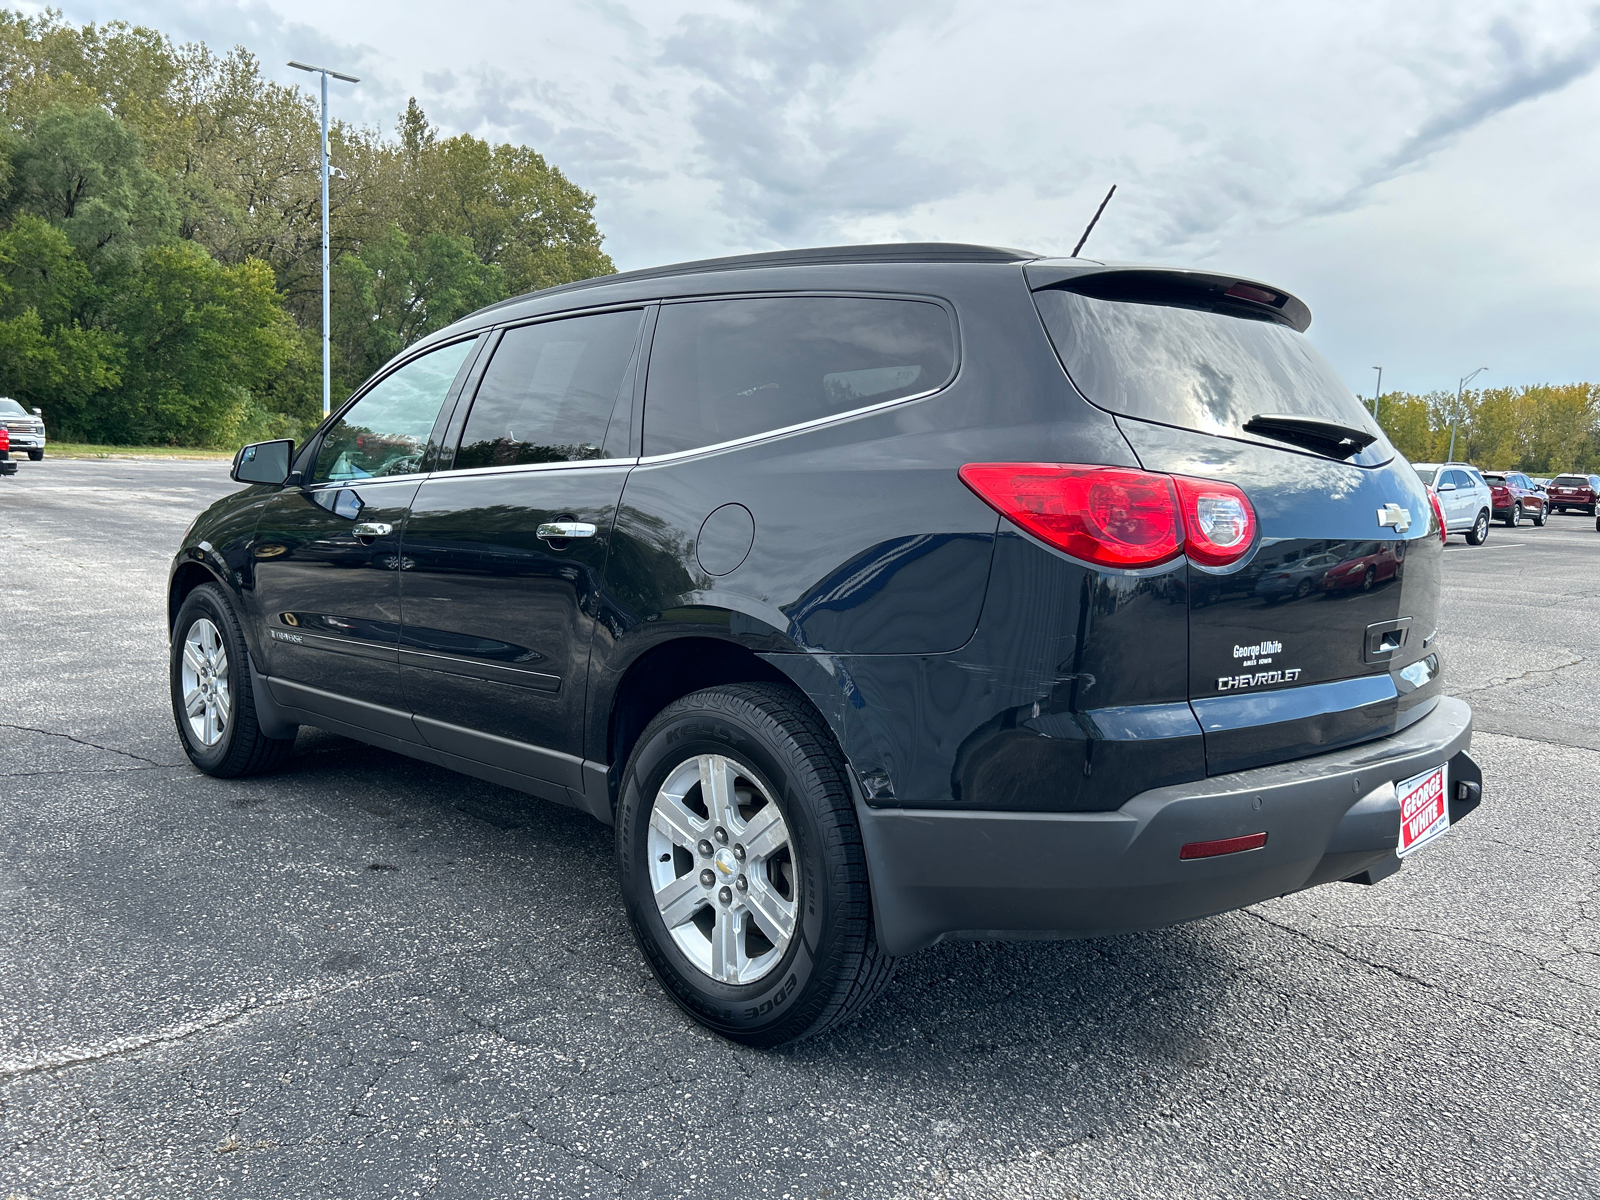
[1480,471,1546,526]
[0,426,14,476]
[1548,473,1600,515]
[1319,540,1402,592]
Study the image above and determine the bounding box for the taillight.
[0,428,9,452]
[1172,476,1257,567]
[1426,488,1447,544]
[959,463,1257,569]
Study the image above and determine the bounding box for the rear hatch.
[1028,265,1444,775]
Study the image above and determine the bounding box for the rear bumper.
[857,695,1477,956]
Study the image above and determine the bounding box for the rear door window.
[452,309,643,470]
[1032,286,1388,463]
[643,296,956,455]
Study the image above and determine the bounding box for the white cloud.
[38,0,1600,389]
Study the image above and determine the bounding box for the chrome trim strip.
[420,457,639,483]
[634,386,946,466]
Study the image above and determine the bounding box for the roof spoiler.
[1024,262,1312,332]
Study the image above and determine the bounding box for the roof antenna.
[1071,184,1117,258]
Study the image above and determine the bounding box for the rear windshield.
[1413,466,1439,485]
[1481,474,1505,484]
[1552,476,1592,487]
[1032,288,1389,464]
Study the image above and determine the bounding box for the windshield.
[1553,476,1591,487]
[0,399,25,415]
[1032,287,1391,465]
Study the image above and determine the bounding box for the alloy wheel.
[647,753,798,985]
[180,617,231,747]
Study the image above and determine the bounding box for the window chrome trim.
[422,456,640,483]
[303,473,429,492]
[635,385,946,466]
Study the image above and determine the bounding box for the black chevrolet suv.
[170,244,1482,1045]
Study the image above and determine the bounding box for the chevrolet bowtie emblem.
[1377,503,1411,533]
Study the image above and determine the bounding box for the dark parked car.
[1479,471,1546,526]
[1548,473,1600,514]
[168,244,1482,1045]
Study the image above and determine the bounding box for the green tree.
[105,242,304,445]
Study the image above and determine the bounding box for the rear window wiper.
[1243,413,1377,460]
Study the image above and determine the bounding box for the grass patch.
[39,441,235,461]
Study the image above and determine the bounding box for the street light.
[1448,366,1488,462]
[1371,366,1382,419]
[288,60,360,420]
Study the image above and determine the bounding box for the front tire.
[170,583,295,777]
[1465,510,1489,545]
[27,449,42,461]
[615,683,894,1047]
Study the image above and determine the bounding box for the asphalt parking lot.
[2,457,1597,1200]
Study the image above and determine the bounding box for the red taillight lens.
[958,464,1182,567]
[1426,488,1447,544]
[0,428,9,452]
[1172,476,1257,567]
[960,463,1257,569]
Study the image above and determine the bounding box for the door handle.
[352,522,393,541]
[537,521,597,541]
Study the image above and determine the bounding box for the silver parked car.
[1412,461,1492,545]
[0,397,45,459]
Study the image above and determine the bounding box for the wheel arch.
[168,560,225,633]
[598,635,839,816]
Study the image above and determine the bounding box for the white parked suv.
[1413,462,1492,545]
[0,397,45,460]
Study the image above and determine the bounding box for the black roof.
[468,242,1040,320]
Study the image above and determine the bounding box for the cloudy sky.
[34,0,1600,395]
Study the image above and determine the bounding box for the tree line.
[1373,383,1600,473]
[0,10,612,446]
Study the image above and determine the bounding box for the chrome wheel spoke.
[654,873,705,929]
[182,643,206,675]
[184,686,206,717]
[650,798,704,850]
[180,617,230,747]
[743,873,796,944]
[710,907,741,983]
[739,805,786,861]
[213,686,231,727]
[698,754,739,830]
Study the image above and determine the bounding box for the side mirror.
[1437,483,1456,492]
[30,407,41,417]
[232,439,294,485]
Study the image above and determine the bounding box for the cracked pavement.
[2,457,1598,1198]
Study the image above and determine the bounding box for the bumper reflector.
[1179,832,1268,860]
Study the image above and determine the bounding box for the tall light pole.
[288,61,359,420]
[1448,366,1488,462]
[1371,366,1382,419]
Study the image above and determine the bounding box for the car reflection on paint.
[1255,551,1343,603]
[1318,540,1401,593]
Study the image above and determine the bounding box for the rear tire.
[615,683,894,1047]
[1465,511,1489,545]
[1505,503,1522,528]
[1532,503,1546,527]
[170,583,295,777]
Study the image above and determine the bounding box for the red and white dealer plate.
[1396,763,1449,857]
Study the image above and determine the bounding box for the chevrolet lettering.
[167,243,1483,1046]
